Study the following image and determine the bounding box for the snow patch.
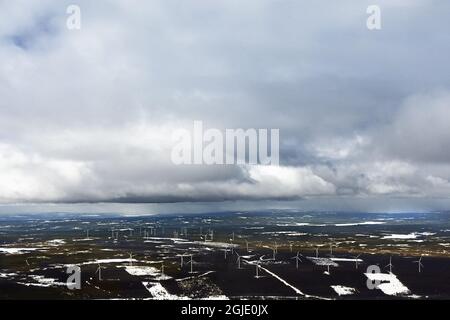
[364,272,410,296]
[331,285,357,296]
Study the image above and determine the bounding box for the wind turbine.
[86,229,90,239]
[161,262,165,276]
[386,256,393,274]
[179,253,187,267]
[95,264,105,281]
[235,252,243,269]
[271,247,276,260]
[289,242,293,253]
[291,251,302,270]
[413,256,424,273]
[128,252,134,266]
[245,240,249,253]
[353,254,362,269]
[187,255,195,273]
[329,243,334,257]
[25,259,30,267]
[255,261,261,279]
[315,247,319,258]
[209,229,214,241]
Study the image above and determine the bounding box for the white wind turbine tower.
[95,264,105,281]
[255,261,262,279]
[235,252,243,269]
[187,254,195,273]
[86,229,90,239]
[271,246,276,260]
[128,252,134,266]
[315,247,319,258]
[179,253,188,267]
[224,247,229,259]
[289,242,293,253]
[291,252,302,270]
[386,256,394,274]
[245,240,249,253]
[161,262,165,276]
[353,254,362,269]
[413,256,424,273]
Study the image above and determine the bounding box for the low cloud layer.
[0,1,450,211]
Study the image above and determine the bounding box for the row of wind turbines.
[87,225,426,283]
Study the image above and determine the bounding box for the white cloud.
[0,1,449,209]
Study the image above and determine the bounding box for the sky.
[0,0,450,214]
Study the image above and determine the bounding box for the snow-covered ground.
[364,272,411,296]
[142,281,229,300]
[382,233,419,240]
[246,260,330,300]
[194,241,239,249]
[18,275,66,288]
[72,238,95,242]
[307,257,339,267]
[146,237,189,242]
[334,221,385,227]
[0,272,18,278]
[142,282,188,300]
[78,258,138,265]
[46,239,66,246]
[0,247,39,254]
[122,265,160,276]
[330,258,363,263]
[331,285,357,296]
[260,231,308,236]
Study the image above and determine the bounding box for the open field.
[1,211,450,300]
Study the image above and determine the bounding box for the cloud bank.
[0,0,450,211]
